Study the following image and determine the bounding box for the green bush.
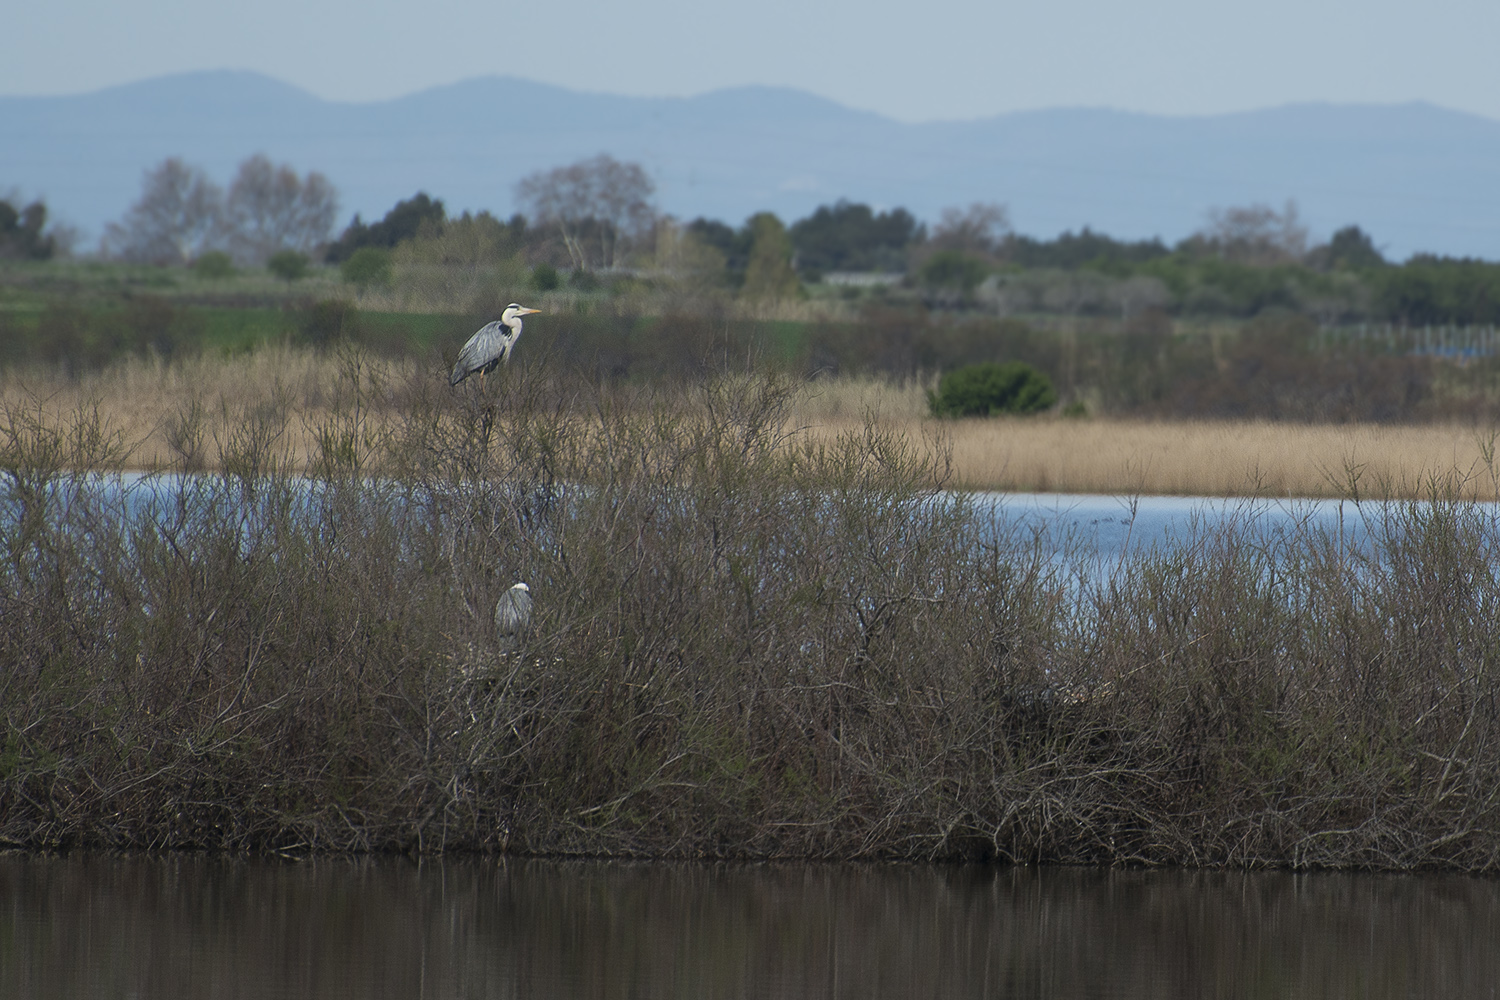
[340,246,392,289]
[530,262,560,292]
[918,250,991,292]
[298,299,361,348]
[267,250,310,283]
[928,361,1056,417]
[192,251,234,279]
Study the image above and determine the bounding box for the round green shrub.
[530,262,560,292]
[340,246,392,289]
[918,250,991,292]
[928,361,1057,418]
[298,299,361,349]
[267,249,310,283]
[192,251,234,279]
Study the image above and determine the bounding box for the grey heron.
[450,304,540,385]
[495,582,533,649]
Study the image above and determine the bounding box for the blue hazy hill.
[4,70,1498,259]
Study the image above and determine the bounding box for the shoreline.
[7,350,1500,500]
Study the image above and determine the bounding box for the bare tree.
[222,155,339,265]
[929,202,1012,256]
[514,154,656,271]
[1191,200,1308,265]
[102,158,224,264]
[648,217,728,292]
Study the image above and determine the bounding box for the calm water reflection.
[3,854,1498,999]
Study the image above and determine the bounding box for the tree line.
[11,151,1500,325]
[319,161,1500,326]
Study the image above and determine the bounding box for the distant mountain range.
[4,70,1499,260]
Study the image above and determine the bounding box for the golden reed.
[7,354,1500,499]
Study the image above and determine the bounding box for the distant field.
[6,349,1500,499]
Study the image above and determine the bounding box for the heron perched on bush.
[495,582,533,649]
[450,304,540,385]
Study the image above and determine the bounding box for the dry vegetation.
[4,350,1500,869]
[6,348,1500,499]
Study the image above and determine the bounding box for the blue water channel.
[7,471,1409,555]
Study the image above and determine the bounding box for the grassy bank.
[3,357,1500,869]
[6,347,1500,498]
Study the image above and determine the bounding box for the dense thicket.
[788,200,921,274]
[3,363,1500,868]
[324,192,447,263]
[1007,228,1170,270]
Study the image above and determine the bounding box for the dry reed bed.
[6,350,1500,498]
[936,418,1500,499]
[3,362,1500,869]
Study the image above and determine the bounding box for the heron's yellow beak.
[522,307,541,315]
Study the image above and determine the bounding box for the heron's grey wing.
[495,589,533,638]
[450,321,507,384]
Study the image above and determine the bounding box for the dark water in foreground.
[3,854,1498,999]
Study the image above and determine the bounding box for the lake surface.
[74,473,1412,558]
[4,853,1499,999]
[981,491,1360,552]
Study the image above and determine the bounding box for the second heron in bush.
[495,582,533,649]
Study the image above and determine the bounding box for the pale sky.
[10,0,1500,122]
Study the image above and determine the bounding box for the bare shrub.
[4,356,1500,868]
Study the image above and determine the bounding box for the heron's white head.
[502,303,541,328]
[511,582,530,593]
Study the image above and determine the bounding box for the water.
[14,471,1396,560]
[4,853,1498,999]
[977,491,1364,555]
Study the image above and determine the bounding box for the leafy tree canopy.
[918,249,991,292]
[741,212,801,301]
[325,192,446,263]
[788,200,921,274]
[267,249,310,282]
[1008,227,1170,271]
[686,218,752,275]
[1324,225,1386,270]
[340,246,392,289]
[0,198,55,260]
[1373,255,1500,325]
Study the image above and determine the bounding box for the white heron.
[450,304,541,385]
[495,582,533,649]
